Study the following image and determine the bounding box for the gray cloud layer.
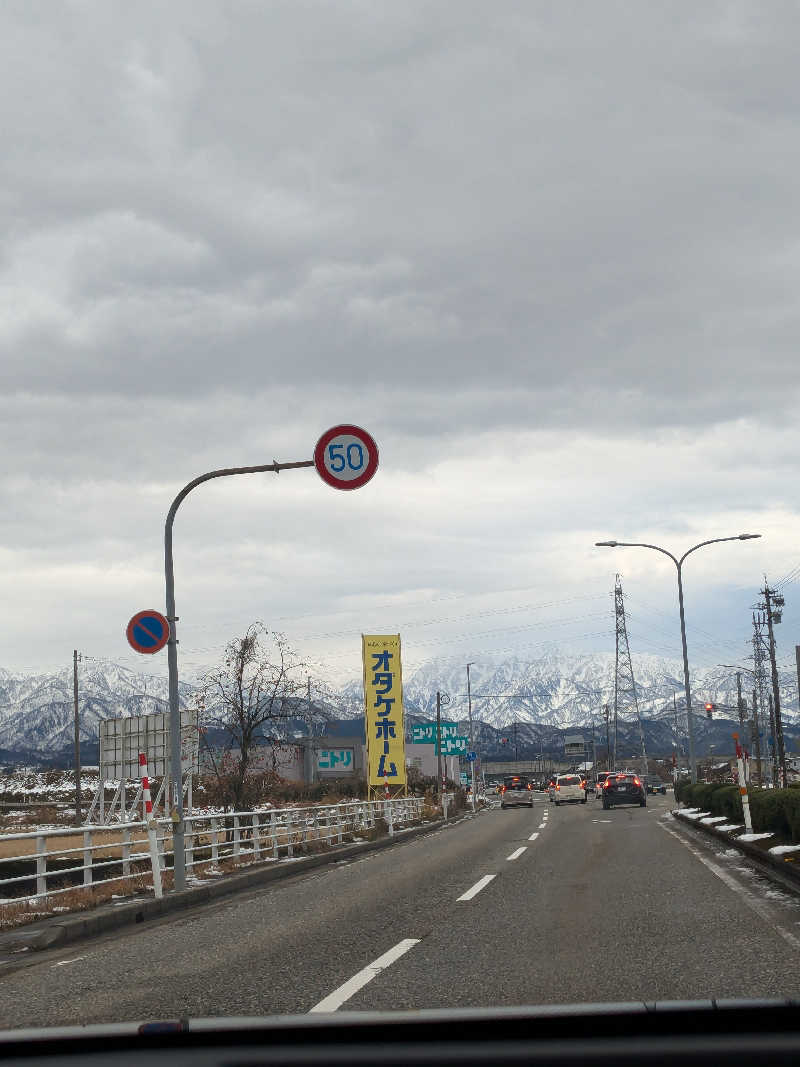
[2,3,799,678]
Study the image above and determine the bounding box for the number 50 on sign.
[314,425,379,491]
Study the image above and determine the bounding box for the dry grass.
[0,870,171,931]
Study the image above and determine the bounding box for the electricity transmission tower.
[613,575,648,776]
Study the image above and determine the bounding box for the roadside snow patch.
[769,845,800,855]
[736,832,774,842]
[700,816,727,824]
[717,824,743,832]
[682,811,711,820]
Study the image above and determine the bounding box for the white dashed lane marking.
[528,831,539,841]
[506,846,527,861]
[309,939,421,1013]
[456,874,496,901]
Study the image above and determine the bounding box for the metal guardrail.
[0,797,427,904]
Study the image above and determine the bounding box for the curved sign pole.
[164,428,378,891]
[164,460,313,890]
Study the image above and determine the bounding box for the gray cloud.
[2,2,800,677]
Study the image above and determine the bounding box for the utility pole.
[73,650,82,825]
[736,673,745,733]
[762,582,787,787]
[767,693,779,788]
[436,691,443,798]
[752,611,771,788]
[466,663,476,811]
[590,716,597,773]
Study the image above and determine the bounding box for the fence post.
[211,817,220,863]
[35,834,46,900]
[83,830,93,886]
[386,799,394,837]
[122,828,131,878]
[252,814,260,859]
[233,816,241,858]
[287,811,294,858]
[337,806,344,844]
[271,811,279,858]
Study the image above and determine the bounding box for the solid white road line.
[506,846,527,861]
[456,874,496,901]
[658,821,800,951]
[309,939,421,1013]
[537,822,546,829]
[528,831,540,841]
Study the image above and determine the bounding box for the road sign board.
[564,733,585,756]
[439,735,468,756]
[126,609,170,655]
[466,751,477,761]
[411,721,458,744]
[314,424,379,491]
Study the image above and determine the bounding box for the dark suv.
[645,775,667,795]
[601,772,646,809]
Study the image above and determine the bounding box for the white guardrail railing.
[0,797,428,905]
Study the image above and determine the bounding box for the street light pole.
[595,534,761,784]
[164,458,314,890]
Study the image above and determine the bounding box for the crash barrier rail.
[0,796,428,904]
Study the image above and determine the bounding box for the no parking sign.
[126,609,170,654]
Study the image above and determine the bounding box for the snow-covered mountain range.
[0,651,797,762]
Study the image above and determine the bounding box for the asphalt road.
[2,793,800,1028]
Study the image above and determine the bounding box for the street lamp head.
[738,533,761,540]
[595,540,618,548]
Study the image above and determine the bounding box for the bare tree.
[195,624,307,810]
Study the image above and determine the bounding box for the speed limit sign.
[314,425,379,490]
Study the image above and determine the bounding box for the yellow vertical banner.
[362,634,407,787]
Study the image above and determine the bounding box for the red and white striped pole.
[733,733,753,834]
[139,753,163,898]
[384,774,394,836]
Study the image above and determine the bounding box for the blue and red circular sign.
[126,609,170,654]
[314,424,379,491]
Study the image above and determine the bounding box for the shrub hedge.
[676,779,800,843]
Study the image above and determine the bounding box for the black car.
[645,775,667,795]
[601,772,646,808]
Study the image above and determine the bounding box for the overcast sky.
[3,2,800,690]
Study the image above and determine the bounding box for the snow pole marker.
[139,753,163,898]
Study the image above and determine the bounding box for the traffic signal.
[705,702,715,718]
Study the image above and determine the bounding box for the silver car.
[500,775,534,808]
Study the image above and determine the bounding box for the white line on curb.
[658,821,800,951]
[456,874,496,901]
[309,938,421,1013]
[528,832,540,841]
[506,846,527,861]
[538,822,546,829]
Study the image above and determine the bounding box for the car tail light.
[633,777,641,787]
[604,779,612,789]
[556,784,560,790]
[527,784,532,790]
